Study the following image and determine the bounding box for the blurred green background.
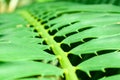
[0,0,120,13]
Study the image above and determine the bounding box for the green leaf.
[18,78,39,80]
[55,14,120,36]
[0,61,63,80]
[99,75,120,80]
[0,43,54,61]
[77,52,120,73]
[18,77,57,80]
[0,27,43,45]
[63,24,120,44]
[70,35,120,55]
[0,13,27,28]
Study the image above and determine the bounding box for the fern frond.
[1,1,120,80]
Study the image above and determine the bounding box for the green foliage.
[0,0,120,80]
[59,0,120,5]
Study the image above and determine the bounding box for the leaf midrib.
[20,11,79,80]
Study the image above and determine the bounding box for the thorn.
[61,73,64,78]
[75,29,79,32]
[102,76,106,79]
[56,28,59,31]
[101,68,106,72]
[67,43,71,47]
[81,39,85,42]
[115,49,120,52]
[82,39,86,42]
[51,59,58,66]
[79,55,82,59]
[48,46,51,50]
[94,51,98,56]
[63,35,67,37]
[86,71,91,78]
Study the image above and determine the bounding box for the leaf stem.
[20,11,79,80]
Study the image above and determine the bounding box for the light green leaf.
[18,77,57,80]
[0,61,63,80]
[77,52,120,73]
[63,24,120,44]
[18,78,39,80]
[55,14,120,36]
[99,75,120,80]
[0,43,54,61]
[70,35,120,55]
